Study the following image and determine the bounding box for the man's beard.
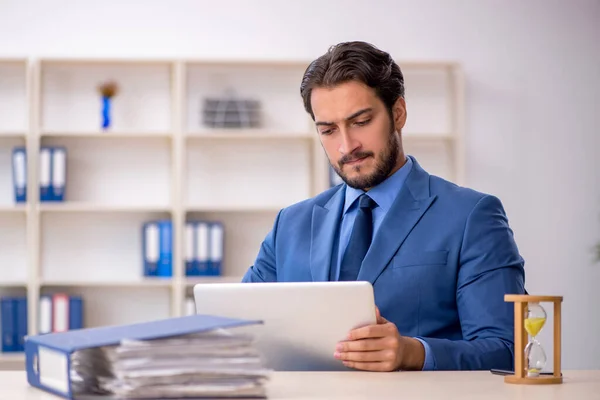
[332,129,400,191]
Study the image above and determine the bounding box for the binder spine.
[39,295,53,335]
[143,222,159,277]
[157,220,172,277]
[25,340,74,399]
[39,147,52,202]
[68,296,83,330]
[185,221,197,276]
[1,297,16,352]
[196,221,209,276]
[12,147,27,203]
[208,222,224,276]
[52,294,69,333]
[51,147,67,202]
[16,297,28,351]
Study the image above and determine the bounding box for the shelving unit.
[0,57,465,368]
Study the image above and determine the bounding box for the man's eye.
[355,119,371,126]
[320,129,333,135]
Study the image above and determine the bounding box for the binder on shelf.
[25,314,263,399]
[12,147,27,203]
[185,221,196,276]
[39,147,52,202]
[68,296,83,331]
[39,295,53,335]
[16,297,28,351]
[196,221,210,276]
[208,222,224,276]
[52,294,69,333]
[1,297,16,352]
[51,146,67,201]
[142,221,159,277]
[157,220,172,277]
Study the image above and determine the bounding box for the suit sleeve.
[417,194,526,370]
[241,209,283,283]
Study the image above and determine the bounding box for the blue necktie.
[339,194,377,281]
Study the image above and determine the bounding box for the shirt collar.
[343,156,413,215]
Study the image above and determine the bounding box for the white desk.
[2,370,599,399]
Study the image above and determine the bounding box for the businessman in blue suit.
[242,41,526,372]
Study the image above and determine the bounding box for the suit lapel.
[310,187,345,281]
[357,157,437,284]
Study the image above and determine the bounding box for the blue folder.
[25,314,261,399]
[1,298,16,352]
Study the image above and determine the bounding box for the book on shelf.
[185,220,224,277]
[26,314,269,399]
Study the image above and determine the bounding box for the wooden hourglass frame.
[504,295,563,385]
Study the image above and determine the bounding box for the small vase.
[101,95,112,130]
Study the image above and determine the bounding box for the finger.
[336,349,396,363]
[337,337,389,352]
[347,323,392,340]
[342,360,397,372]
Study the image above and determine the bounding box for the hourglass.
[504,295,563,385]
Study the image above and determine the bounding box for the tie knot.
[358,194,377,210]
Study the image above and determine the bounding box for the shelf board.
[0,131,26,138]
[185,276,243,286]
[0,204,27,213]
[38,203,172,213]
[186,205,283,213]
[186,130,312,141]
[0,353,24,362]
[41,279,173,288]
[0,282,27,288]
[40,131,172,139]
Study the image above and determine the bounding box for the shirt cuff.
[415,337,436,371]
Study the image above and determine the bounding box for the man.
[242,41,525,372]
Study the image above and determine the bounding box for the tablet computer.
[193,281,377,371]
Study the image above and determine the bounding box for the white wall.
[1,0,599,369]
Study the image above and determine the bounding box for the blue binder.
[16,297,27,352]
[68,296,83,330]
[50,146,67,202]
[39,147,52,202]
[25,314,261,399]
[12,147,27,203]
[208,222,224,276]
[157,220,172,277]
[1,298,16,352]
[196,221,210,276]
[142,221,159,276]
[185,221,197,276]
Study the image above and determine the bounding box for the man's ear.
[392,97,407,131]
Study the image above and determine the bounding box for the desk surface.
[3,370,599,399]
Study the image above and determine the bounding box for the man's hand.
[334,308,425,372]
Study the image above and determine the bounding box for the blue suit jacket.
[242,156,525,371]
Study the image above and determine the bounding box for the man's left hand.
[334,308,425,372]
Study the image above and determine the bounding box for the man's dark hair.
[300,41,405,120]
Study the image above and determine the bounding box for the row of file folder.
[185,220,224,276]
[38,294,84,334]
[142,220,224,277]
[26,314,269,399]
[1,297,27,352]
[11,146,67,203]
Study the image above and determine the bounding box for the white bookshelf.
[0,57,465,364]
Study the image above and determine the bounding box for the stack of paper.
[70,328,269,398]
